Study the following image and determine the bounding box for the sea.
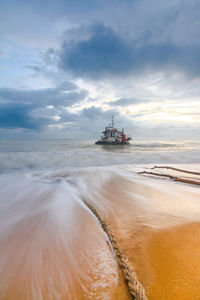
[1,139,200,172]
[1,139,200,299]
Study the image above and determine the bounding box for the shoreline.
[0,164,200,299]
[99,167,200,299]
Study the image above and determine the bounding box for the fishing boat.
[95,117,132,145]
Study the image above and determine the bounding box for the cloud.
[81,106,118,121]
[0,83,87,130]
[71,106,136,137]
[1,0,200,139]
[59,24,133,78]
[59,23,200,79]
[0,84,87,107]
[109,98,147,106]
[0,103,40,129]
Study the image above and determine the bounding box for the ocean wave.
[0,139,200,173]
[1,164,200,299]
[0,171,119,300]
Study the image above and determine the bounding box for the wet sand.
[1,165,200,299]
[0,174,130,300]
[100,166,200,299]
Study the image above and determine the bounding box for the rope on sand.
[138,171,200,186]
[151,165,200,176]
[83,200,148,300]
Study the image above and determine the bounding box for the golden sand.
[146,222,200,299]
[101,173,200,299]
[1,167,200,299]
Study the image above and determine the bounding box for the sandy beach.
[2,0,200,296]
[102,165,200,299]
[0,164,200,300]
[0,163,200,299]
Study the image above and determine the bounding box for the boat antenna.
[112,116,114,127]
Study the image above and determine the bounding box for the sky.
[0,0,200,139]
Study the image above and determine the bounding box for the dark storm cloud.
[59,24,133,77]
[59,23,200,78]
[0,85,87,108]
[0,103,40,129]
[0,84,87,130]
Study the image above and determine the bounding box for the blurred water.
[1,139,200,299]
[0,139,200,172]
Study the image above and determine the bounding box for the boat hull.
[95,140,130,145]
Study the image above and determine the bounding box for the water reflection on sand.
[0,164,200,299]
